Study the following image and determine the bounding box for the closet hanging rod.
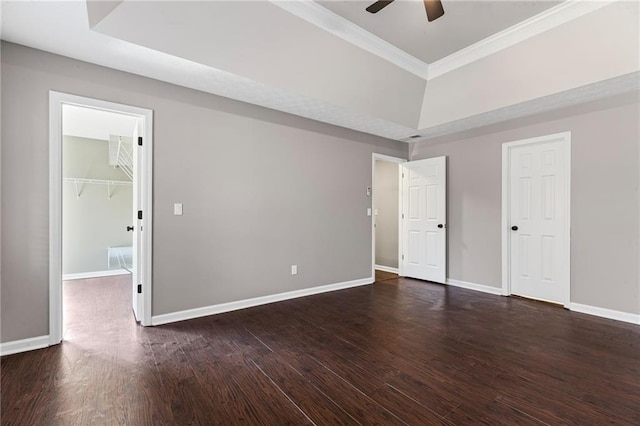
[63,177,132,199]
[63,178,132,186]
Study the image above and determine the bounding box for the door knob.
[126,226,134,232]
[437,224,444,229]
[511,225,518,231]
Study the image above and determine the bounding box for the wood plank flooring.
[375,269,398,282]
[2,275,639,425]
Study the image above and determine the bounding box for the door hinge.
[402,172,404,178]
[138,136,143,146]
[137,284,142,294]
[138,210,143,220]
[402,213,404,219]
[402,254,404,260]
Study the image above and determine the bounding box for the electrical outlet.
[174,203,183,215]
[291,265,298,275]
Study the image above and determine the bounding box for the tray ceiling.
[317,0,560,63]
[1,0,637,143]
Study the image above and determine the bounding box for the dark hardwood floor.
[375,269,399,282]
[2,275,639,425]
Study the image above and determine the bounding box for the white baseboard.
[63,269,130,281]
[152,277,374,326]
[0,335,50,356]
[446,278,503,296]
[569,303,640,325]
[375,265,399,274]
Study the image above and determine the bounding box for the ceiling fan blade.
[366,0,395,14]
[424,0,445,22]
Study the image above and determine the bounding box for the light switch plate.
[174,203,183,215]
[367,208,372,217]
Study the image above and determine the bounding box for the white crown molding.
[1,0,626,145]
[270,0,429,80]
[428,0,616,79]
[271,0,616,82]
[413,71,640,142]
[2,2,418,143]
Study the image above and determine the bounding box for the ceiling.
[63,104,138,141]
[1,0,637,143]
[317,0,560,63]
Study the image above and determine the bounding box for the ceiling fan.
[366,0,445,22]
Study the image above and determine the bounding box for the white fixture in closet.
[63,177,132,199]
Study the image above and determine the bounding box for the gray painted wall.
[374,160,399,269]
[63,136,132,274]
[0,42,407,343]
[410,94,640,315]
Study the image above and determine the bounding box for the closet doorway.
[63,105,136,340]
[49,92,153,346]
[62,105,136,279]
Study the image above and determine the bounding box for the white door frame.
[501,131,571,307]
[371,153,406,280]
[49,91,154,345]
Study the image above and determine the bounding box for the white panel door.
[401,156,446,283]
[131,119,143,321]
[508,138,569,304]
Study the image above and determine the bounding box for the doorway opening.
[372,153,448,284]
[62,105,136,340]
[49,92,153,346]
[372,154,405,281]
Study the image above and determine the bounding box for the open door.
[400,156,446,283]
[131,118,143,321]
